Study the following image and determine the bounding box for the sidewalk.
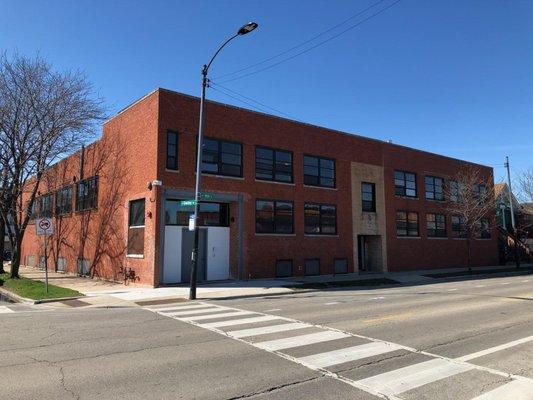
[13,263,533,306]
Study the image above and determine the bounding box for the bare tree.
[0,53,105,278]
[518,168,533,204]
[443,167,495,270]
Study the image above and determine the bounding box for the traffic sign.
[188,214,196,231]
[180,200,196,206]
[36,218,54,236]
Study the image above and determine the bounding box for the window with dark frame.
[255,146,293,183]
[128,199,145,255]
[361,182,376,212]
[451,215,467,238]
[425,176,444,200]
[475,218,491,239]
[255,199,294,234]
[394,170,417,198]
[76,176,98,212]
[202,138,242,177]
[166,131,178,170]
[55,186,73,216]
[303,155,335,188]
[304,203,337,235]
[165,200,229,227]
[35,193,53,218]
[396,211,419,237]
[426,213,447,237]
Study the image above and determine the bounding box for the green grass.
[0,272,82,300]
[285,278,398,290]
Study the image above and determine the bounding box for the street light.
[189,22,259,300]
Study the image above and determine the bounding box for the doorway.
[357,235,383,273]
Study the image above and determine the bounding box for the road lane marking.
[227,322,309,338]
[255,331,350,351]
[325,302,340,305]
[144,300,533,400]
[147,304,211,312]
[298,341,403,368]
[184,310,255,321]
[201,315,283,328]
[475,285,486,288]
[164,306,230,316]
[356,358,473,396]
[521,280,530,283]
[363,312,413,324]
[500,282,510,285]
[447,288,458,291]
[457,335,533,362]
[263,308,282,312]
[0,306,14,314]
[470,379,533,399]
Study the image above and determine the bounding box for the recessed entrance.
[357,235,383,273]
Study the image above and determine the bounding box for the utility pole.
[504,156,520,268]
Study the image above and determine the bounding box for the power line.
[213,0,387,80]
[216,0,402,84]
[209,84,296,120]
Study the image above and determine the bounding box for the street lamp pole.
[190,22,258,300]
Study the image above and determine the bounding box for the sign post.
[36,218,54,293]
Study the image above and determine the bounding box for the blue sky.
[1,0,532,183]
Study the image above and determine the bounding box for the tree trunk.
[10,240,21,279]
[0,219,5,274]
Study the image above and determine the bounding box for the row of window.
[32,177,98,218]
[396,211,491,239]
[166,132,336,188]
[255,200,337,235]
[395,170,486,202]
[276,258,348,278]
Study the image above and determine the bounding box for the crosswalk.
[144,301,533,400]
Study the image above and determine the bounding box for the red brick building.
[21,89,498,286]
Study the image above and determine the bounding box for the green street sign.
[180,200,196,206]
[199,193,214,200]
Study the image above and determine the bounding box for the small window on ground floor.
[334,258,348,274]
[475,218,491,239]
[427,213,447,237]
[452,215,467,238]
[77,258,91,276]
[305,259,320,276]
[128,199,146,256]
[396,211,419,237]
[26,255,36,267]
[276,259,293,278]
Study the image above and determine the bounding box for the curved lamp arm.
[203,33,240,76]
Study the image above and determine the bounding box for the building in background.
[20,89,499,286]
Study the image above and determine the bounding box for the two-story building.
[21,88,499,286]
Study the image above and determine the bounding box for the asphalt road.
[1,272,532,399]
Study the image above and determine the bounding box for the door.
[358,235,367,272]
[181,228,207,283]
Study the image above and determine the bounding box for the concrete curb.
[0,286,84,305]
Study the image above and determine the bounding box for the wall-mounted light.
[148,180,162,202]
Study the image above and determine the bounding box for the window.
[451,215,467,238]
[449,181,465,202]
[427,213,447,237]
[76,176,98,211]
[304,203,337,235]
[276,259,293,278]
[475,218,491,239]
[303,155,335,188]
[334,258,348,274]
[305,259,320,276]
[361,182,376,212]
[129,199,145,227]
[202,138,242,177]
[255,200,294,234]
[165,200,229,227]
[128,199,145,255]
[396,211,419,236]
[55,186,72,215]
[394,171,417,198]
[166,131,178,170]
[474,184,487,204]
[36,193,53,218]
[425,176,444,201]
[255,146,293,183]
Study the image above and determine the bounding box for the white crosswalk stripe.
[255,331,350,351]
[298,341,403,368]
[184,310,255,321]
[142,300,533,400]
[356,358,473,396]
[227,322,309,338]
[201,315,283,328]
[469,379,533,400]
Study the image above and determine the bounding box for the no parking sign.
[36,218,54,235]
